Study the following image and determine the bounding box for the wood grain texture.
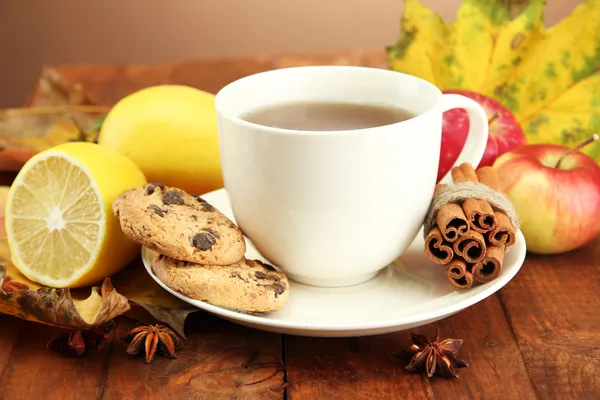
[101,313,284,400]
[499,237,600,400]
[285,296,537,400]
[34,49,387,106]
[0,316,22,385]
[0,320,112,400]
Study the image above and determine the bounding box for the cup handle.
[438,94,489,184]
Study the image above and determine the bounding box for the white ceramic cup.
[215,66,488,287]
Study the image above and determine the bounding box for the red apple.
[492,136,600,255]
[438,89,527,182]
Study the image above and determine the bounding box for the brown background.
[0,0,581,107]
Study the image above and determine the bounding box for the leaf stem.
[555,133,599,169]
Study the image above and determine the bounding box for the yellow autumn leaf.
[479,1,546,105]
[449,0,504,91]
[387,0,600,162]
[523,72,600,159]
[514,1,600,120]
[387,0,451,86]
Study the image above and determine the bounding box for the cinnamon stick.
[475,167,502,191]
[436,203,469,242]
[434,183,447,196]
[476,201,496,232]
[487,211,516,247]
[424,227,454,265]
[425,163,515,291]
[476,166,517,246]
[430,183,470,242]
[446,258,474,290]
[451,163,496,233]
[462,198,496,233]
[452,230,486,263]
[474,166,508,232]
[451,163,478,183]
[472,244,505,283]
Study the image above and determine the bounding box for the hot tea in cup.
[215,66,488,287]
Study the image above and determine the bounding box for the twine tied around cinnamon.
[423,181,520,239]
[422,163,520,290]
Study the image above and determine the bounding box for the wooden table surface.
[1,49,600,400]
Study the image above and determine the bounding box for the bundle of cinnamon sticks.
[424,163,516,290]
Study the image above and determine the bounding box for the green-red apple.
[493,138,600,255]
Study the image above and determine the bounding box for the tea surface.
[241,101,415,131]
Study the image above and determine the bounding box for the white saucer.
[141,188,526,337]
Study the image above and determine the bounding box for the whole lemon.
[98,85,223,195]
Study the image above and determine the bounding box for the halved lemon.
[5,142,147,288]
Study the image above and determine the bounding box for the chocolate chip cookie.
[112,183,246,265]
[151,254,289,312]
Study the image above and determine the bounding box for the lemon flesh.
[5,142,147,288]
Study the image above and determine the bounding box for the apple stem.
[488,113,500,125]
[555,133,600,169]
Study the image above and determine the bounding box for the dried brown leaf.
[0,106,109,171]
[1,67,108,171]
[111,261,197,338]
[28,67,96,107]
[0,263,130,329]
[0,185,195,335]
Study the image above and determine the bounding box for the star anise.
[123,324,184,364]
[404,328,469,379]
[46,321,114,357]
[1,275,29,293]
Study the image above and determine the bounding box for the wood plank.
[285,295,537,400]
[0,316,22,382]
[167,57,277,95]
[41,49,387,106]
[499,236,600,399]
[0,320,112,400]
[101,312,284,399]
[47,56,276,106]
